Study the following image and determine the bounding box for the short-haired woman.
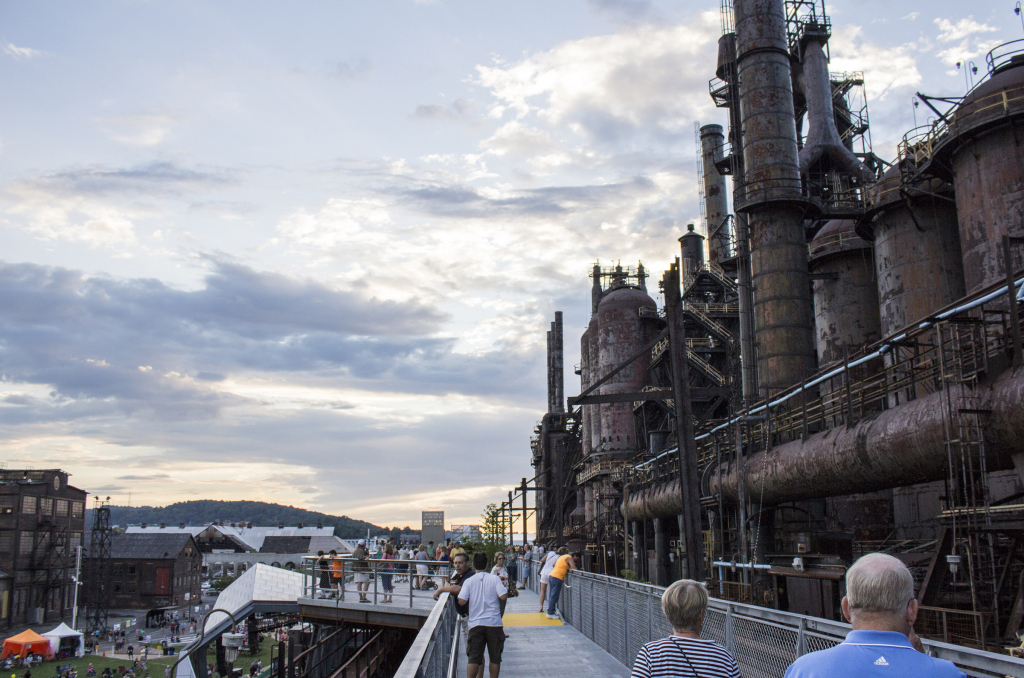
[630,579,740,678]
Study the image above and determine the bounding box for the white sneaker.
[546,613,559,619]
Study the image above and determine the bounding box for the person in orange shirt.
[545,547,576,619]
[329,549,344,598]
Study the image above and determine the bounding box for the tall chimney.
[591,263,602,317]
[553,312,564,413]
[734,0,817,397]
[699,124,733,264]
[546,329,554,413]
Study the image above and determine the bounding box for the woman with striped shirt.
[631,579,741,678]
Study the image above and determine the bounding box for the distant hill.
[87,500,413,539]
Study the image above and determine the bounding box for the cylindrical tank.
[808,220,880,367]
[946,59,1024,293]
[734,0,816,396]
[679,224,705,278]
[700,125,732,263]
[597,281,657,452]
[862,168,965,336]
[580,325,593,457]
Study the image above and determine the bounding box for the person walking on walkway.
[631,579,740,678]
[537,546,558,612]
[519,545,532,589]
[316,550,331,598]
[380,544,396,603]
[329,549,343,598]
[545,547,575,619]
[352,540,371,603]
[783,553,964,677]
[459,552,508,678]
[415,544,430,589]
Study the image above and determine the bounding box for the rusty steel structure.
[524,2,1024,657]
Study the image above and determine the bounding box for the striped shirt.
[631,636,742,678]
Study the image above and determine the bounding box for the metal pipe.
[712,560,771,570]
[796,39,873,182]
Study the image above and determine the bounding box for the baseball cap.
[358,539,366,545]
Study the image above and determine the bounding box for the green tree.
[478,503,509,567]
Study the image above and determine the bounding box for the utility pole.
[663,261,705,581]
[72,545,82,630]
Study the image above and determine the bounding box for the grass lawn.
[3,637,277,678]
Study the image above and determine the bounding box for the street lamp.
[956,59,978,92]
[221,634,245,664]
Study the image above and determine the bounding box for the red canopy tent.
[2,629,53,660]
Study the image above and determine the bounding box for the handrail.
[393,595,456,678]
[561,569,1024,677]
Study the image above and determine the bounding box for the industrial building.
[85,532,203,610]
[531,0,1024,652]
[0,469,86,628]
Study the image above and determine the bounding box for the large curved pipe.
[797,40,874,183]
[622,365,1024,520]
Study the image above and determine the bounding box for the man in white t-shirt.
[458,552,508,678]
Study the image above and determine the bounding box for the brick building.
[89,533,202,609]
[0,469,87,628]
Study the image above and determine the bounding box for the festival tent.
[1,629,53,659]
[42,623,84,658]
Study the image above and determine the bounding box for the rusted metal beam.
[664,261,704,581]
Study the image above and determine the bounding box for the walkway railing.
[393,595,460,678]
[301,555,452,607]
[557,570,1024,678]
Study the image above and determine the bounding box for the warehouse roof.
[108,532,196,560]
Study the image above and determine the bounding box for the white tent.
[42,623,83,658]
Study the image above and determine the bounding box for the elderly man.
[632,579,740,678]
[785,553,965,677]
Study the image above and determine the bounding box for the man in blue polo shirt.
[785,553,965,677]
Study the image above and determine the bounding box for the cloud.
[412,99,477,123]
[585,0,655,21]
[332,58,372,79]
[95,113,183,147]
[0,162,232,248]
[2,43,43,60]
[829,25,922,101]
[934,17,997,42]
[474,15,720,149]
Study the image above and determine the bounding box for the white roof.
[125,524,336,552]
[204,563,306,633]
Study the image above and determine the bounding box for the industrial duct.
[797,40,874,183]
[621,365,1024,520]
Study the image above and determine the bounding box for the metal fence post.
[623,585,630,660]
[725,603,735,654]
[647,587,653,645]
[796,618,807,658]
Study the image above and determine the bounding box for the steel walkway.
[455,586,630,677]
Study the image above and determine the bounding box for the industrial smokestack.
[552,312,564,413]
[699,124,732,263]
[546,329,554,413]
[734,0,817,396]
[591,263,602,316]
[797,39,874,182]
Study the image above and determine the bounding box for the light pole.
[956,59,978,92]
[71,545,83,630]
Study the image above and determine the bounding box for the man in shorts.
[458,552,508,678]
[352,539,370,603]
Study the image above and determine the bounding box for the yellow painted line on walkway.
[502,612,563,627]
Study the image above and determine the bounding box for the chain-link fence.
[557,570,1024,678]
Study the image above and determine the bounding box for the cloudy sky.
[0,0,1017,529]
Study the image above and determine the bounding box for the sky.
[0,0,1019,530]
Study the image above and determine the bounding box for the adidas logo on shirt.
[874,656,889,666]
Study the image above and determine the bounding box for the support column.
[653,518,670,586]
